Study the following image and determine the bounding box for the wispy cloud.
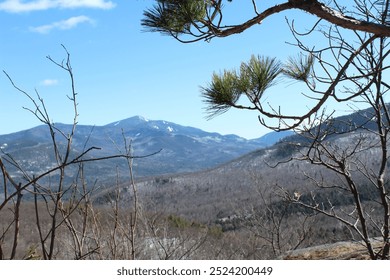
[30,15,94,33]
[40,79,59,86]
[0,0,116,13]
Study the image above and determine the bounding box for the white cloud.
[57,0,115,9]
[0,0,116,13]
[40,79,59,86]
[30,15,94,33]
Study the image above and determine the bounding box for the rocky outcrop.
[279,239,384,260]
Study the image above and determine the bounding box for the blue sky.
[0,0,350,139]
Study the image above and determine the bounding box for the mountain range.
[0,116,292,182]
[1,107,387,259]
[94,106,386,225]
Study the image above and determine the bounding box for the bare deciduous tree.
[0,46,155,260]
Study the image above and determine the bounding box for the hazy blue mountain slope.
[0,116,290,181]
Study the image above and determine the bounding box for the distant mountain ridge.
[100,107,386,225]
[0,116,292,181]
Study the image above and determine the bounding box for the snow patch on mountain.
[194,136,223,143]
[138,116,149,122]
